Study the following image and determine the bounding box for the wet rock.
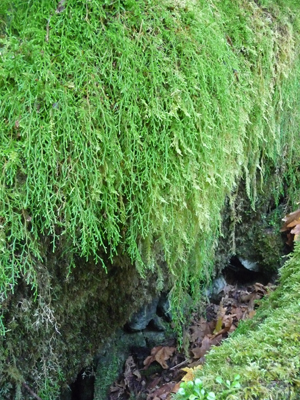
[206,276,227,303]
[238,257,260,272]
[157,293,172,322]
[93,325,175,400]
[126,298,159,332]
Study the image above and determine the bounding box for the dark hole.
[70,368,95,400]
[223,256,269,285]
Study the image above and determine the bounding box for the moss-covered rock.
[0,248,171,399]
[0,0,300,398]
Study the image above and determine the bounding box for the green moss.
[1,0,300,397]
[0,0,299,303]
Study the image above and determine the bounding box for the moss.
[0,247,171,399]
[0,0,300,397]
[0,0,299,303]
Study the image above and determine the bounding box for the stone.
[238,257,260,272]
[126,298,159,332]
[206,276,227,303]
[157,293,172,322]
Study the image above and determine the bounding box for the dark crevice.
[70,369,95,400]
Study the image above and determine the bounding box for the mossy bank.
[0,0,300,398]
[184,242,300,400]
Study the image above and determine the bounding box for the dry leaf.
[172,382,181,393]
[144,346,175,369]
[214,317,223,334]
[147,382,176,400]
[154,347,176,369]
[191,335,212,359]
[189,318,210,342]
[281,208,300,244]
[181,365,202,382]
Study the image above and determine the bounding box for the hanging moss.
[1,0,299,307]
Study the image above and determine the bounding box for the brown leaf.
[189,319,211,343]
[281,208,300,243]
[248,310,256,319]
[144,355,155,369]
[231,305,243,321]
[154,347,176,369]
[147,383,176,400]
[210,334,223,347]
[144,346,175,370]
[172,382,181,393]
[291,224,300,241]
[282,208,300,228]
[147,376,162,390]
[223,314,234,329]
[191,347,203,359]
[191,335,212,359]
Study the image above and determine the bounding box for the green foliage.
[0,0,300,397]
[0,0,299,352]
[177,379,216,400]
[0,0,299,316]
[175,375,241,400]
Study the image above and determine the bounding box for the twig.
[22,382,43,400]
[169,359,190,371]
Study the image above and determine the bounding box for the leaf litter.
[108,282,273,400]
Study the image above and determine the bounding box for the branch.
[22,382,43,400]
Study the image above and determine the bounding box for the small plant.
[215,375,241,398]
[177,379,216,400]
[175,375,241,400]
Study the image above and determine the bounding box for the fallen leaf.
[155,347,176,369]
[144,346,176,369]
[231,305,243,321]
[181,365,202,382]
[147,382,176,400]
[191,335,212,359]
[214,317,223,334]
[281,208,300,243]
[172,382,181,393]
[291,224,300,241]
[189,318,210,343]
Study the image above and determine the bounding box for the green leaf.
[215,376,223,385]
[194,379,203,388]
[206,393,216,400]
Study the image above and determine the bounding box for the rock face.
[215,179,286,280]
[0,250,172,400]
[60,293,174,400]
[0,177,287,400]
[0,174,288,400]
[126,295,170,332]
[93,326,174,400]
[126,298,160,332]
